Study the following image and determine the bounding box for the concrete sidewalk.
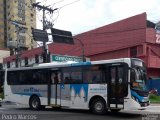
[150,103,160,106]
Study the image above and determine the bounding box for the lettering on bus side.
[89,85,107,93]
[24,87,47,93]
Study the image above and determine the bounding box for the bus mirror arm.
[128,67,132,70]
[128,67,134,71]
[128,82,132,85]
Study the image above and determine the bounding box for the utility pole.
[32,3,57,63]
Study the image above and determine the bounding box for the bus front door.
[108,65,127,110]
[49,71,61,107]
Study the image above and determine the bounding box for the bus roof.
[5,58,143,71]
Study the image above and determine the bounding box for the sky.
[36,0,160,35]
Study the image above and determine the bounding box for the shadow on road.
[105,111,141,119]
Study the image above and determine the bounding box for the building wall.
[89,48,129,61]
[146,28,156,43]
[24,0,36,49]
[146,44,160,70]
[148,68,160,78]
[0,49,10,63]
[0,1,5,48]
[2,0,36,51]
[75,13,147,57]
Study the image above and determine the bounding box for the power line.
[32,2,58,63]
[58,0,80,10]
[49,0,66,7]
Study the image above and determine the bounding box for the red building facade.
[3,13,160,78]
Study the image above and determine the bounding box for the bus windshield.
[130,67,147,91]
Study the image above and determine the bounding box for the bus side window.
[83,65,103,84]
[62,67,82,84]
[63,72,70,84]
[50,72,58,84]
[92,71,102,83]
[57,73,62,83]
[111,68,116,84]
[70,71,82,84]
[0,71,4,92]
[26,71,33,84]
[37,71,46,84]
[51,72,55,84]
[7,71,18,85]
[19,71,26,84]
[118,67,124,84]
[31,70,47,84]
[83,71,92,83]
[50,71,62,84]
[32,72,38,84]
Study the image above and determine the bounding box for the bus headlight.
[141,99,145,102]
[141,97,149,102]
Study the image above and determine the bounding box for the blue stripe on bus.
[71,62,91,66]
[14,92,42,97]
[70,84,88,101]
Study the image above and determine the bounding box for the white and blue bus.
[4,58,149,114]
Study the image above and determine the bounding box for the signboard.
[52,55,83,62]
[51,28,74,44]
[32,28,49,42]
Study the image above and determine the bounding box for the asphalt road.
[0,108,142,120]
[0,103,160,120]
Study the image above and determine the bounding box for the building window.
[130,47,137,58]
[18,0,25,19]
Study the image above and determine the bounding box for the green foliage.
[0,92,3,99]
[149,94,160,103]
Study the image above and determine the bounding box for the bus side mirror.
[148,77,152,80]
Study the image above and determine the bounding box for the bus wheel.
[29,96,41,110]
[91,98,106,114]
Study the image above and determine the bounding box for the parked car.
[149,88,159,95]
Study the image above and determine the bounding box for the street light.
[73,38,85,62]
[50,28,85,62]
[10,20,27,67]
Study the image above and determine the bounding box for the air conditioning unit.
[19,43,25,47]
[7,41,17,49]
[10,61,16,68]
[21,59,25,66]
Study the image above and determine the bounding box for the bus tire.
[29,96,41,110]
[91,98,106,114]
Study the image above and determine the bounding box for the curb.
[150,103,160,106]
